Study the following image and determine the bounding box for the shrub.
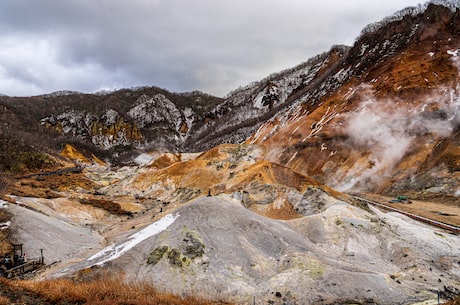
[0,173,9,195]
[0,134,54,173]
[0,295,9,305]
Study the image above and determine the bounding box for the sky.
[0,0,425,97]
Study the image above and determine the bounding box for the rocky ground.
[6,193,459,304]
[0,146,458,305]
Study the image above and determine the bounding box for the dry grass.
[0,230,12,256]
[444,298,460,305]
[0,192,12,256]
[2,277,230,305]
[0,296,9,305]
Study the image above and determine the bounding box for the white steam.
[335,87,460,192]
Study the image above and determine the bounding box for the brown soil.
[10,172,98,199]
[444,299,460,305]
[79,197,132,215]
[253,200,303,220]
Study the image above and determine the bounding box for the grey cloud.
[0,0,423,96]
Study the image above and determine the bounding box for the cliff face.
[38,93,200,151]
[41,109,143,149]
[0,87,223,153]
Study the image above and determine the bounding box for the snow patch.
[249,125,264,144]
[0,221,11,230]
[252,94,265,109]
[359,44,369,56]
[88,213,179,266]
[134,153,154,166]
[286,151,298,166]
[0,200,8,208]
[447,49,460,68]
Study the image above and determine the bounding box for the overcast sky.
[0,0,424,97]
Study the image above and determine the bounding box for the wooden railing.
[2,258,44,278]
[352,195,460,235]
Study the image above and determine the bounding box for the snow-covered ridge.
[360,0,460,37]
[0,200,8,209]
[41,90,82,98]
[431,0,460,11]
[224,50,332,99]
[187,47,346,151]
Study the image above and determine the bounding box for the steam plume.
[335,86,460,191]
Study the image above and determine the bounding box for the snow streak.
[88,213,179,266]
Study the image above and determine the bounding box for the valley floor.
[0,162,459,305]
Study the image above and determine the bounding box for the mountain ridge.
[2,2,456,158]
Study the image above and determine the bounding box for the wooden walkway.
[1,258,44,278]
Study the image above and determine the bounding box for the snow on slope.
[87,213,179,266]
[0,200,7,209]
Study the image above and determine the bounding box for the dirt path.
[359,193,460,227]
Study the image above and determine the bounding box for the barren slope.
[48,196,460,305]
[8,203,104,265]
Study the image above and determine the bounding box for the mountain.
[1,4,459,198]
[0,2,459,305]
[0,86,223,155]
[248,2,460,200]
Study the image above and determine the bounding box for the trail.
[352,195,460,234]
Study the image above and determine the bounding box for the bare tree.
[0,172,9,196]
